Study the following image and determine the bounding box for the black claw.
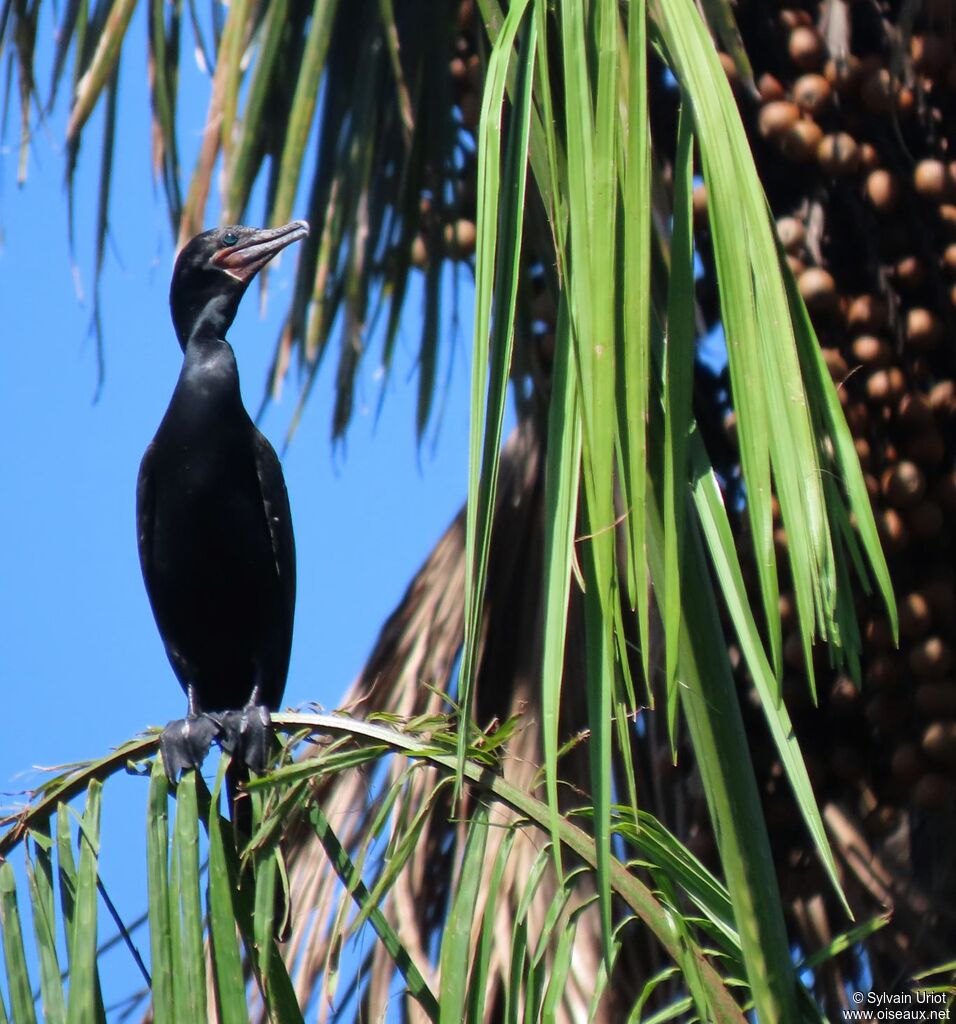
[160,713,222,781]
[217,705,273,771]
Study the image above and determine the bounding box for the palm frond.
[0,708,762,1022]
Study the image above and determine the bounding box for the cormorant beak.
[211,220,310,283]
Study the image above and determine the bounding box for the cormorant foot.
[216,705,273,772]
[160,713,222,781]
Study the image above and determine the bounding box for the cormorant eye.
[222,231,239,246]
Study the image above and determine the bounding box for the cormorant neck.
[174,291,243,350]
[180,330,241,398]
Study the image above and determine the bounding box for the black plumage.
[137,221,307,776]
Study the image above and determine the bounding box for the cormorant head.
[169,221,309,348]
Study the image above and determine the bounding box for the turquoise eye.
[223,231,239,246]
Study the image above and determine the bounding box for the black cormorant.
[137,221,308,779]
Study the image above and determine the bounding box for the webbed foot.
[160,713,222,781]
[216,704,273,771]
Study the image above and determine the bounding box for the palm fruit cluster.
[688,0,956,987]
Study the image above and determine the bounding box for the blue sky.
[0,7,474,1013]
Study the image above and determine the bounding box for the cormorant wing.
[253,431,296,620]
[136,442,157,592]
